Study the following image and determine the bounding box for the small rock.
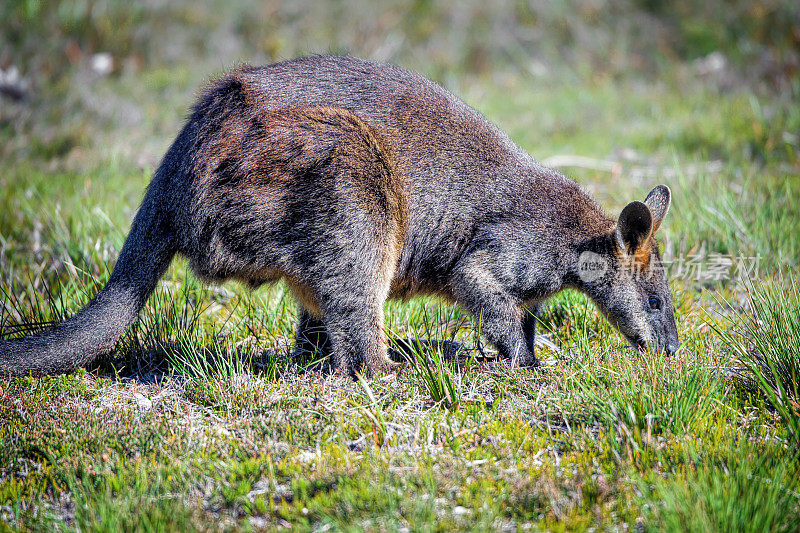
[213,426,232,438]
[295,450,316,464]
[454,506,469,516]
[249,516,269,528]
[91,53,114,76]
[0,65,27,101]
[348,436,366,452]
[483,435,502,447]
[527,59,548,78]
[247,480,269,500]
[693,51,726,77]
[132,393,152,411]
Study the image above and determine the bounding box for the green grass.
[644,445,800,532]
[391,307,477,412]
[712,275,800,444]
[1,0,800,530]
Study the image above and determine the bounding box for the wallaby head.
[575,185,679,354]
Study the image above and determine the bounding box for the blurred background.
[2,0,797,166]
[0,0,798,287]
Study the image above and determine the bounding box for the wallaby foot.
[476,304,538,367]
[520,304,541,368]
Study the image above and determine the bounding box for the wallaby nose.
[665,342,678,355]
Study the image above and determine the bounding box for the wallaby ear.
[643,184,671,234]
[615,201,653,255]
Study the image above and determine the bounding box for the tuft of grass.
[391,308,476,411]
[575,352,725,437]
[402,337,465,411]
[645,447,800,532]
[171,340,256,406]
[712,274,800,444]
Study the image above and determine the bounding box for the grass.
[644,445,800,532]
[712,275,800,444]
[575,352,725,436]
[391,307,476,411]
[1,0,800,530]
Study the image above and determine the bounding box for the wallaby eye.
[648,295,662,310]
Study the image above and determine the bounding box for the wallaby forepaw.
[506,354,539,370]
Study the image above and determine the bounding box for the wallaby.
[0,55,679,379]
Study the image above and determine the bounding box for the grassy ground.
[1,1,799,531]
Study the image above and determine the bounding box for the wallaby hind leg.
[293,307,331,362]
[286,230,395,377]
[322,298,389,378]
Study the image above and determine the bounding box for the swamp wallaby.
[0,55,679,378]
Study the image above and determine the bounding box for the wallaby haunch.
[0,55,679,379]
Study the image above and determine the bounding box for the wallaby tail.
[0,179,177,377]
